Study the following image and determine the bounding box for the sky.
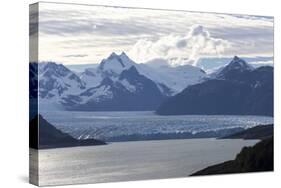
[30,2,274,69]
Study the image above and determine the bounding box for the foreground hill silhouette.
[29,115,106,149]
[191,125,273,176]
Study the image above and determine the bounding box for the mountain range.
[156,56,273,116]
[30,54,273,114]
[30,52,206,111]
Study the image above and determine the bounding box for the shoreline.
[191,124,273,176]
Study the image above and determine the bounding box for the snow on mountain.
[77,52,168,96]
[119,78,136,93]
[79,78,114,104]
[78,52,137,89]
[33,52,210,110]
[98,52,135,76]
[61,66,167,111]
[138,58,207,94]
[37,62,86,102]
[79,67,103,88]
[77,52,207,96]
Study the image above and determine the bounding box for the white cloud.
[128,25,231,66]
[36,3,273,66]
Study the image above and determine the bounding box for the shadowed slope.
[29,115,106,149]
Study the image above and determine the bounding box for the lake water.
[31,138,259,186]
[41,111,273,141]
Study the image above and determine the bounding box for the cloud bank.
[129,25,231,66]
[35,3,273,66]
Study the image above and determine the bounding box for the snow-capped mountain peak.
[37,62,86,101]
[39,62,68,76]
[35,52,210,110]
[137,62,207,95]
[119,51,132,63]
[98,52,135,76]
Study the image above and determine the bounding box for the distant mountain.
[32,52,208,111]
[156,56,273,116]
[38,62,86,99]
[99,52,135,76]
[59,52,185,111]
[215,56,253,80]
[77,53,206,95]
[197,56,273,72]
[78,52,140,88]
[140,58,207,94]
[62,66,166,111]
[78,52,178,95]
[30,62,88,110]
[30,63,39,119]
[29,114,106,149]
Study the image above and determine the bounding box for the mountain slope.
[78,52,175,96]
[37,62,86,100]
[29,115,106,149]
[77,54,206,96]
[33,52,208,111]
[191,136,273,176]
[216,56,253,80]
[156,56,273,116]
[139,58,207,94]
[62,66,166,111]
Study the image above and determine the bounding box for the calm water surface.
[31,138,258,186]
